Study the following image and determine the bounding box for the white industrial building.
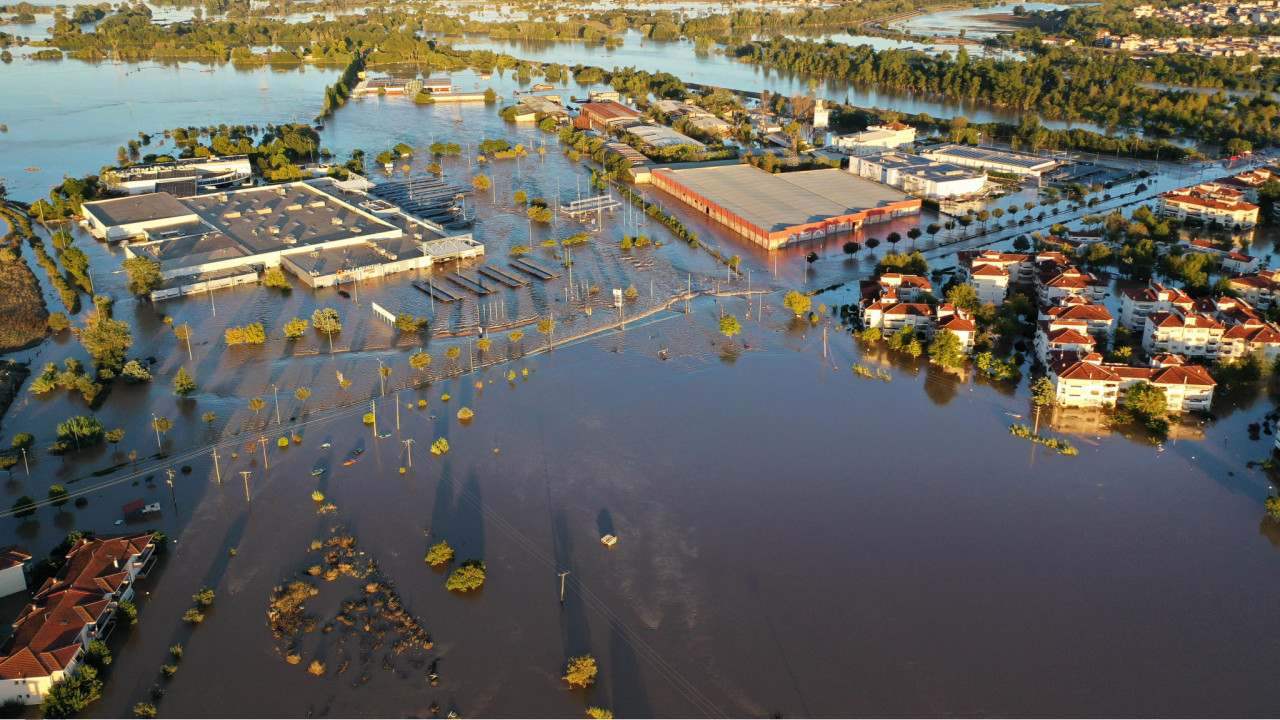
[920,144,1057,178]
[829,122,916,155]
[84,178,482,300]
[103,156,253,196]
[847,152,987,198]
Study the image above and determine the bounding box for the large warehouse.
[920,144,1058,178]
[84,178,482,299]
[651,164,921,249]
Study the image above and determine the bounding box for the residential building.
[1035,266,1107,306]
[1118,281,1194,331]
[1227,269,1280,309]
[1047,354,1216,411]
[956,250,1037,306]
[0,534,156,705]
[1157,183,1259,227]
[1040,301,1115,336]
[861,297,976,349]
[1142,308,1226,358]
[1035,319,1098,364]
[0,546,30,598]
[846,152,987,199]
[1223,251,1262,274]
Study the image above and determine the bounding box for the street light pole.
[152,413,161,451]
[240,471,251,503]
[259,435,269,469]
[270,383,280,424]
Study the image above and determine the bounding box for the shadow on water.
[746,573,812,720]
[550,509,592,657]
[1260,516,1280,549]
[608,616,653,718]
[430,462,486,561]
[923,366,962,407]
[596,509,614,539]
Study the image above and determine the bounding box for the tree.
[472,175,491,191]
[843,241,860,257]
[783,291,811,317]
[202,412,217,424]
[61,246,91,289]
[509,329,524,352]
[425,541,454,566]
[394,313,428,333]
[11,496,35,519]
[1012,235,1031,252]
[261,267,292,290]
[477,338,492,353]
[926,223,941,242]
[907,228,922,246]
[312,308,341,351]
[283,317,309,339]
[76,310,133,373]
[563,654,598,688]
[172,367,196,397]
[537,316,556,348]
[514,190,528,204]
[294,387,311,414]
[1126,382,1167,420]
[887,231,902,248]
[0,456,16,475]
[719,314,742,343]
[122,256,162,296]
[445,558,486,591]
[865,237,880,254]
[445,346,461,364]
[410,352,432,379]
[11,434,34,451]
[152,416,173,439]
[1030,375,1056,432]
[249,397,265,416]
[928,329,966,368]
[49,485,70,508]
[40,666,104,719]
[945,283,980,313]
[1223,138,1252,156]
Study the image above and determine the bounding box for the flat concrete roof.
[83,193,195,226]
[183,183,398,254]
[656,165,913,234]
[924,144,1056,170]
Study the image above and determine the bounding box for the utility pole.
[259,435,269,469]
[240,471,251,503]
[212,448,222,484]
[823,326,828,360]
[182,324,193,361]
[377,359,386,396]
[20,448,28,476]
[558,571,569,603]
[371,400,378,436]
[270,383,280,424]
[152,413,161,451]
[165,469,177,510]
[395,391,401,431]
[403,438,414,468]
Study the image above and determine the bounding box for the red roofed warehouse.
[573,101,643,132]
[0,533,156,705]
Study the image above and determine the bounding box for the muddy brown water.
[1,67,1279,719]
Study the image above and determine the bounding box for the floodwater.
[1,15,1280,718]
[12,293,1280,718]
[896,2,1077,40]
[448,29,1117,133]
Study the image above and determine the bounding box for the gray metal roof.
[924,144,1056,170]
[83,193,195,226]
[657,165,912,234]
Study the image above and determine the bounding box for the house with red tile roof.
[0,533,155,705]
[1227,270,1280,310]
[1119,281,1194,331]
[1040,301,1115,336]
[1047,354,1216,411]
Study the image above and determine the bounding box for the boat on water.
[378,432,392,439]
[320,442,331,449]
[311,468,325,476]
[343,459,358,466]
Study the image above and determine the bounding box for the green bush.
[425,541,454,566]
[445,558,485,591]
